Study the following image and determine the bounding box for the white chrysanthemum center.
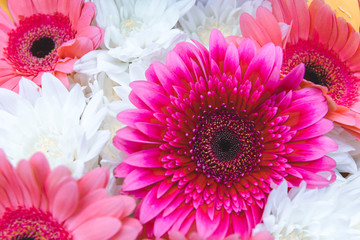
[280,228,310,240]
[197,19,233,46]
[33,133,66,161]
[121,18,142,36]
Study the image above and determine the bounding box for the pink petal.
[74,2,94,29]
[135,122,166,140]
[251,231,274,240]
[292,118,333,141]
[277,63,305,92]
[15,160,41,208]
[208,211,229,240]
[57,37,94,59]
[154,204,190,237]
[294,0,310,41]
[8,0,36,24]
[123,148,164,168]
[66,196,135,231]
[244,43,276,84]
[72,217,121,240]
[130,81,170,113]
[223,43,240,75]
[140,185,179,223]
[240,12,272,46]
[113,127,159,154]
[281,87,328,130]
[77,167,109,198]
[209,29,227,70]
[117,109,155,129]
[44,166,72,204]
[51,180,79,222]
[339,31,360,61]
[256,7,283,46]
[311,3,334,46]
[109,218,142,240]
[122,168,167,192]
[196,205,221,238]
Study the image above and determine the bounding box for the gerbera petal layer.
[0,150,142,240]
[114,30,336,239]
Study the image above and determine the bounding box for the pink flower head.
[0,0,104,91]
[0,150,142,240]
[114,30,336,239]
[240,0,360,140]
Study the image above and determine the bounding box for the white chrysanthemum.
[0,73,110,178]
[254,177,360,240]
[178,0,271,46]
[74,0,194,80]
[326,123,360,174]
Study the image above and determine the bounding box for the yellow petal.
[0,0,9,17]
[308,0,360,31]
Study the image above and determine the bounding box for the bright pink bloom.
[240,0,360,140]
[114,30,336,240]
[0,0,103,91]
[0,150,142,240]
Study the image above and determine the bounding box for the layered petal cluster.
[178,0,271,47]
[240,0,360,140]
[0,150,142,240]
[114,30,336,239]
[0,73,110,178]
[0,0,103,91]
[74,0,195,81]
[255,177,360,240]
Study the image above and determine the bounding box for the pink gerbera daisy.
[240,0,360,140]
[0,150,142,240]
[0,0,103,91]
[114,30,336,239]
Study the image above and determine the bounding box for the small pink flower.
[0,150,142,240]
[114,30,336,239]
[0,0,103,91]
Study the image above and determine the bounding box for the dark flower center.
[211,130,240,161]
[13,235,36,240]
[191,108,263,183]
[0,207,72,240]
[282,40,359,107]
[304,63,330,88]
[30,37,56,58]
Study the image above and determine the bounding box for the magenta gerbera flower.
[114,30,337,239]
[0,0,103,91]
[0,150,142,240]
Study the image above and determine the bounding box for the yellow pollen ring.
[308,0,360,31]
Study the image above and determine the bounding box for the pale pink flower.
[0,0,103,91]
[0,150,142,240]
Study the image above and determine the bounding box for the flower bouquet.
[0,0,359,239]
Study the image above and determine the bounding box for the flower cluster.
[0,0,359,239]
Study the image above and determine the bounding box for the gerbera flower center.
[0,207,72,239]
[30,37,56,58]
[191,108,263,183]
[5,13,75,75]
[282,40,360,107]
